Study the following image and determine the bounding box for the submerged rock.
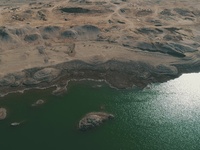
[31,99,45,107]
[78,112,114,131]
[10,120,25,127]
[10,122,21,126]
[0,108,7,120]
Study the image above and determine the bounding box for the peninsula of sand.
[0,0,200,96]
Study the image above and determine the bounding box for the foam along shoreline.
[0,77,125,98]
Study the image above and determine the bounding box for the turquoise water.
[0,73,200,150]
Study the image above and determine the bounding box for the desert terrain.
[0,0,200,96]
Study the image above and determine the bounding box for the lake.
[0,73,200,150]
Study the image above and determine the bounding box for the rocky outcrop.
[73,25,100,40]
[174,8,194,17]
[0,108,7,120]
[136,42,196,57]
[0,75,15,87]
[24,34,40,42]
[0,72,26,87]
[60,29,77,39]
[33,68,61,82]
[78,112,114,131]
[23,78,40,85]
[0,27,12,41]
[42,26,61,33]
[0,41,200,96]
[60,7,90,13]
[0,58,196,96]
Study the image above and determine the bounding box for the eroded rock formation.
[78,112,114,131]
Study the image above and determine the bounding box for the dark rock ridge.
[72,25,100,40]
[0,24,197,59]
[60,7,90,13]
[136,42,197,57]
[78,112,114,131]
[173,8,194,17]
[0,27,12,41]
[0,25,100,47]
[137,27,163,35]
[42,26,61,33]
[1,57,200,96]
[24,34,40,42]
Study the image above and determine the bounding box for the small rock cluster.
[12,15,25,21]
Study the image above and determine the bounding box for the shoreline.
[0,58,199,98]
[0,45,200,98]
[0,78,118,98]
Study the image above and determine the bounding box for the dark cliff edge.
[0,57,200,97]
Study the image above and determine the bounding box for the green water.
[0,73,200,150]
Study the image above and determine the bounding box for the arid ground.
[0,0,200,96]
